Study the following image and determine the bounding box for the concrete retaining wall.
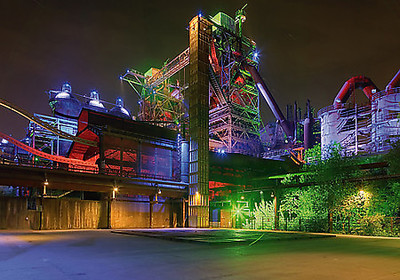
[0,197,40,230]
[0,197,182,230]
[41,199,104,230]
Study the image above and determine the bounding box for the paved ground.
[112,228,335,244]
[0,229,400,280]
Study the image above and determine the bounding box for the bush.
[359,214,385,236]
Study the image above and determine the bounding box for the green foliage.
[277,142,400,236]
[245,140,400,237]
[279,186,329,232]
[304,143,321,164]
[306,144,358,186]
[385,140,400,174]
[255,199,275,229]
[280,173,306,185]
[359,214,386,236]
[243,199,277,230]
[369,182,400,217]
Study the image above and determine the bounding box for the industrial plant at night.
[1,6,400,238]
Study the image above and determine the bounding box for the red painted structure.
[333,76,378,108]
[71,108,180,181]
[0,131,97,169]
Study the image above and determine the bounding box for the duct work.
[333,76,378,109]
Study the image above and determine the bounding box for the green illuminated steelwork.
[235,4,247,38]
[208,9,262,156]
[121,50,189,130]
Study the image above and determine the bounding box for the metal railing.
[0,156,181,182]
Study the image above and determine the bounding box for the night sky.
[1,0,400,139]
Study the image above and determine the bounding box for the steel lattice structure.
[121,49,189,131]
[122,10,264,157]
[208,12,262,156]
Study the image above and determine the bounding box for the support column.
[273,188,280,230]
[108,194,112,229]
[149,195,154,228]
[98,133,105,174]
[188,15,212,228]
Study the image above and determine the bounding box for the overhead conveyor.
[0,97,97,147]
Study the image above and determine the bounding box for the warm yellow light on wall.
[112,187,118,199]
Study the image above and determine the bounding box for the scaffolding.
[319,103,372,157]
[319,87,400,157]
[371,87,400,152]
[29,114,78,158]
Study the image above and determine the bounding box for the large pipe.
[245,64,294,139]
[386,68,400,92]
[333,76,378,108]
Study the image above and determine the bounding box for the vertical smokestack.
[304,99,314,150]
[286,104,293,121]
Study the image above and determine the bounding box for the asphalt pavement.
[0,229,399,280]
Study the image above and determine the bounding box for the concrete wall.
[111,201,150,228]
[220,209,232,228]
[41,198,104,230]
[0,197,40,230]
[111,200,182,229]
[0,197,182,230]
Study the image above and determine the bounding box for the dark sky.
[1,0,400,139]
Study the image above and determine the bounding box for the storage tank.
[109,97,131,119]
[319,106,342,158]
[371,88,400,152]
[50,82,82,118]
[318,103,372,158]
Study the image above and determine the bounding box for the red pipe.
[209,40,221,75]
[0,131,96,167]
[386,68,400,92]
[333,76,378,108]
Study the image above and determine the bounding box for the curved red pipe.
[386,68,400,92]
[333,76,378,108]
[0,131,96,167]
